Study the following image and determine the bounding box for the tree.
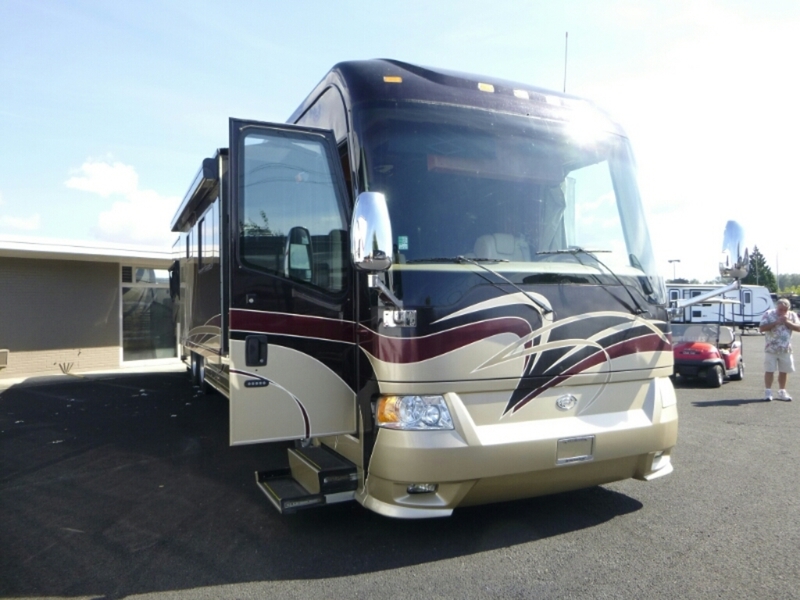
[741,245,777,292]
[778,273,800,292]
[241,210,281,237]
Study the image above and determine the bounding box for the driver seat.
[474,234,530,261]
[717,326,735,347]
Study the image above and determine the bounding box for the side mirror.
[719,220,749,280]
[285,226,313,282]
[351,191,393,272]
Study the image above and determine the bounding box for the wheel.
[730,359,744,381]
[190,352,201,385]
[191,352,213,394]
[706,364,724,388]
[198,358,207,393]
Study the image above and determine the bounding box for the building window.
[121,266,176,361]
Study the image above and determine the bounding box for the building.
[0,237,179,380]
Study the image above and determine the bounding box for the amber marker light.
[477,82,495,92]
[376,396,400,424]
[383,76,403,83]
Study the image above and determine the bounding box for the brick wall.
[0,257,121,378]
[0,346,120,379]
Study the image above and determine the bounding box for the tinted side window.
[197,200,220,273]
[297,87,353,202]
[296,87,348,142]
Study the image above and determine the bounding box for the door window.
[238,129,348,292]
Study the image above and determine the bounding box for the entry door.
[227,118,356,445]
[742,289,752,322]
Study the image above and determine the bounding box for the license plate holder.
[556,435,595,465]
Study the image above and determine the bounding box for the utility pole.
[668,259,680,281]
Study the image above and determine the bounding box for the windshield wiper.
[538,248,610,255]
[455,256,552,315]
[538,247,649,316]
[406,257,509,264]
[407,256,550,314]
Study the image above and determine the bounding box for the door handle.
[245,335,268,366]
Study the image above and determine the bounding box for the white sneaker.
[765,389,773,402]
[777,389,792,402]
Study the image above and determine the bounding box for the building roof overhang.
[0,236,174,266]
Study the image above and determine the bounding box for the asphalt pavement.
[1,333,799,600]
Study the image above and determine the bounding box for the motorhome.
[667,283,773,330]
[169,59,678,518]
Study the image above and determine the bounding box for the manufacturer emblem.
[556,394,577,411]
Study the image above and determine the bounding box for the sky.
[2,0,799,283]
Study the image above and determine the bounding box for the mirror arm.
[368,273,403,309]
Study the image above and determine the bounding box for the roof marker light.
[477,82,495,93]
[513,90,529,99]
[383,76,402,83]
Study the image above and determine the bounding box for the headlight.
[376,395,454,430]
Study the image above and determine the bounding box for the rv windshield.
[355,101,665,304]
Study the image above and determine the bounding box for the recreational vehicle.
[169,60,678,518]
[667,283,773,329]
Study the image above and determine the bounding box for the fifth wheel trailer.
[169,59,678,518]
[667,283,773,329]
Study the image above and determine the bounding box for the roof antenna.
[563,31,568,93]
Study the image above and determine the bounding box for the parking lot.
[2,333,799,600]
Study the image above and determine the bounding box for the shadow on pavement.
[691,398,772,407]
[0,372,642,599]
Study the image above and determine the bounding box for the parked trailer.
[667,283,773,330]
[169,60,677,518]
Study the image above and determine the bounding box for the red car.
[671,323,744,387]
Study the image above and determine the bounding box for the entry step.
[255,444,358,514]
[256,471,327,514]
[288,445,358,495]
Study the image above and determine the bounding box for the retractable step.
[288,445,359,494]
[255,445,358,514]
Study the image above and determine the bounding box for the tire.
[190,352,201,385]
[730,359,744,381]
[706,364,724,388]
[192,353,213,395]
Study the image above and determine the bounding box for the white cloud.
[66,159,180,246]
[0,213,41,231]
[65,160,139,197]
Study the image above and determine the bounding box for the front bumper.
[359,377,678,518]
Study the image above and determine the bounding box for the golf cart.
[669,221,750,388]
[671,298,744,387]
